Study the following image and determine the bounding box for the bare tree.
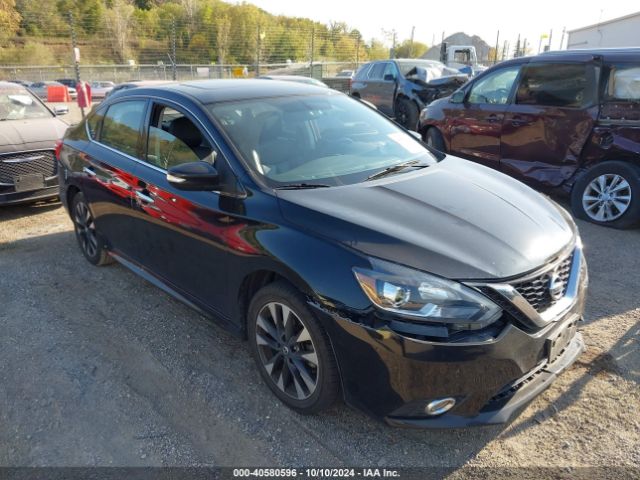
[216,14,231,65]
[104,0,135,63]
[180,0,197,40]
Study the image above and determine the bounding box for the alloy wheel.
[255,302,319,400]
[74,200,98,258]
[582,173,632,222]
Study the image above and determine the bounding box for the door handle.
[135,190,155,204]
[82,166,96,177]
[511,116,531,127]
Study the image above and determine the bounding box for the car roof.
[116,79,338,104]
[0,81,28,90]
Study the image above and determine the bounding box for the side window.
[145,104,214,170]
[468,66,520,105]
[606,64,640,101]
[100,100,146,157]
[368,63,386,80]
[383,63,397,80]
[516,63,592,108]
[86,108,105,139]
[354,64,372,80]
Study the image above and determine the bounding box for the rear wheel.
[424,127,446,152]
[247,282,340,414]
[395,98,419,131]
[571,161,640,229]
[71,192,113,265]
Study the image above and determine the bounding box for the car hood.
[0,117,68,154]
[276,156,576,280]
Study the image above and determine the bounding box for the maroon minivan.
[419,48,640,229]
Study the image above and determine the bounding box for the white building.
[567,11,640,49]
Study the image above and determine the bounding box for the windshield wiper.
[276,183,331,190]
[365,159,427,181]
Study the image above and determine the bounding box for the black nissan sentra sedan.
[57,80,587,427]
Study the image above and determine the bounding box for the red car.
[419,48,640,229]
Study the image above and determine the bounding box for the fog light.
[425,397,456,416]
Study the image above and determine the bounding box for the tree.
[394,39,428,58]
[367,39,388,61]
[0,0,21,43]
[104,0,135,62]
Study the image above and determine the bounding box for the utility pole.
[514,34,521,58]
[355,36,360,67]
[68,11,84,119]
[494,30,500,64]
[409,26,415,58]
[548,29,553,51]
[256,25,263,77]
[171,18,177,80]
[391,30,397,59]
[523,38,528,56]
[559,27,566,50]
[502,40,508,60]
[309,26,315,77]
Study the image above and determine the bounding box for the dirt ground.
[0,200,638,469]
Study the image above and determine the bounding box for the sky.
[234,0,638,52]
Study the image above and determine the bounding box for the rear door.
[81,99,147,257]
[500,61,599,188]
[129,100,234,314]
[448,65,521,169]
[358,62,387,112]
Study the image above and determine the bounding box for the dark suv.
[350,59,467,130]
[419,48,640,228]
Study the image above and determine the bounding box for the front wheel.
[571,161,640,229]
[395,98,419,131]
[247,282,340,414]
[424,127,446,152]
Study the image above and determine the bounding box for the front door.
[449,65,521,169]
[500,61,599,188]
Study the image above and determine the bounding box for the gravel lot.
[0,199,638,469]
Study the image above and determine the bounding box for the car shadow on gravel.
[0,199,61,222]
[1,229,511,467]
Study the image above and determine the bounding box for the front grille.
[511,253,573,312]
[0,150,57,184]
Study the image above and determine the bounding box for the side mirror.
[383,74,396,82]
[167,161,220,191]
[450,91,466,104]
[53,105,69,116]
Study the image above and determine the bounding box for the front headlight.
[353,258,502,331]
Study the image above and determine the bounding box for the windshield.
[0,88,52,121]
[208,94,436,187]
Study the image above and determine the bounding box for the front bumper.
[0,183,59,205]
[314,247,588,428]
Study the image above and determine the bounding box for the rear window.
[100,100,146,157]
[606,65,640,101]
[516,63,595,108]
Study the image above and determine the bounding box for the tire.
[247,281,340,414]
[571,161,640,229]
[395,97,419,131]
[71,192,113,265]
[425,127,446,152]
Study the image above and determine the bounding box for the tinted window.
[383,63,397,80]
[468,66,520,104]
[100,100,146,156]
[516,63,592,108]
[368,63,386,80]
[354,64,371,80]
[145,104,213,170]
[208,94,436,187]
[87,109,104,139]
